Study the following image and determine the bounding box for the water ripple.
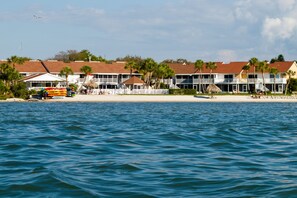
[1,102,297,197]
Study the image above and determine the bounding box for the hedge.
[169,89,197,95]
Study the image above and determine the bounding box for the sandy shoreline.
[42,95,297,102]
[2,95,297,103]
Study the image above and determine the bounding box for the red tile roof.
[43,61,131,74]
[123,76,144,85]
[1,60,295,75]
[168,61,295,74]
[0,60,47,73]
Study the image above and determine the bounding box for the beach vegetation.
[59,66,74,87]
[7,55,31,67]
[288,78,297,94]
[51,49,108,63]
[248,57,259,93]
[162,58,190,64]
[242,64,250,93]
[256,61,269,94]
[69,83,78,91]
[0,57,31,99]
[169,89,196,95]
[138,58,158,88]
[153,63,174,89]
[269,67,279,93]
[285,70,296,95]
[270,54,285,63]
[116,55,142,63]
[125,60,138,78]
[195,59,204,93]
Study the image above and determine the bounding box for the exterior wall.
[170,72,287,93]
[286,62,297,79]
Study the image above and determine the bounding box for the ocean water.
[1,102,297,197]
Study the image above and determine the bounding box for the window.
[79,74,84,78]
[248,74,257,79]
[270,74,280,78]
[224,74,233,79]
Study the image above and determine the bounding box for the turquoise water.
[1,102,297,197]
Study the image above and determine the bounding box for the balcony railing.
[93,78,118,83]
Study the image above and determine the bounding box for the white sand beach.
[43,95,297,102]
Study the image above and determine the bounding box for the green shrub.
[0,95,7,100]
[169,89,196,95]
[11,82,30,99]
[69,83,78,91]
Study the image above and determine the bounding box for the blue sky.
[1,0,297,62]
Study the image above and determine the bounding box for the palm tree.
[249,57,259,93]
[285,70,296,95]
[242,64,250,93]
[7,56,30,68]
[59,66,74,87]
[205,62,217,84]
[153,63,174,89]
[269,67,279,93]
[124,60,138,78]
[139,58,158,87]
[194,59,204,93]
[256,61,269,93]
[0,63,22,96]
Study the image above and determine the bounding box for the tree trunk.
[285,78,290,95]
[274,76,276,93]
[199,70,202,93]
[253,66,256,93]
[246,71,249,93]
[262,72,266,94]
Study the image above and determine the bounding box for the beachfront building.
[22,73,65,89]
[7,59,297,93]
[168,61,297,93]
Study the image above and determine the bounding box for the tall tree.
[242,64,250,92]
[205,62,217,84]
[59,66,74,87]
[52,50,107,62]
[256,61,269,93]
[269,67,279,93]
[285,70,296,95]
[7,56,30,68]
[153,63,174,89]
[270,54,285,63]
[139,58,158,87]
[248,57,259,93]
[194,59,204,93]
[0,63,26,98]
[124,60,138,78]
[277,54,285,62]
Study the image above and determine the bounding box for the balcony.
[93,78,118,84]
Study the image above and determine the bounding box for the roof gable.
[123,76,144,85]
[22,73,65,82]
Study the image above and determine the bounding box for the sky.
[1,0,297,62]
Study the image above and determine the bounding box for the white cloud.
[262,17,297,41]
[277,0,296,11]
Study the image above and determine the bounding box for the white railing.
[93,78,118,83]
[211,78,286,84]
[87,89,169,95]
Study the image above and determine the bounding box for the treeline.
[0,56,33,99]
[52,50,176,89]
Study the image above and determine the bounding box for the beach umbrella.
[206,84,222,94]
